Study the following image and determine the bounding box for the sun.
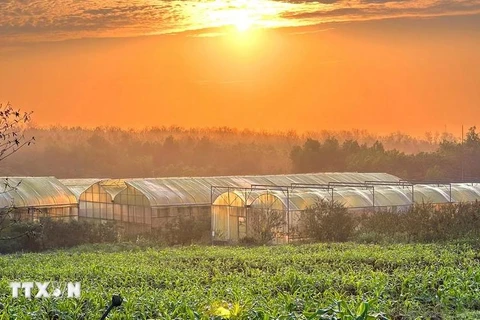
[235,19,252,32]
[232,11,253,32]
[192,0,295,36]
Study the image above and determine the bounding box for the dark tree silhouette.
[0,102,35,240]
[290,128,480,181]
[0,102,34,161]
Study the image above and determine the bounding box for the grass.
[0,242,480,319]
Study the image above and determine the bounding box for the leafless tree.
[0,102,35,240]
[0,102,34,161]
[247,208,285,244]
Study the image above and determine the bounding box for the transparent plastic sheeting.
[0,177,77,208]
[213,184,480,210]
[100,179,128,199]
[6,174,480,211]
[60,179,105,200]
[122,172,399,207]
[61,179,127,200]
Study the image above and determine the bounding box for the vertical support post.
[412,185,415,207]
[125,185,128,223]
[227,205,230,241]
[112,196,115,224]
[226,187,230,241]
[245,189,249,240]
[286,188,290,244]
[449,184,452,203]
[372,186,375,209]
[210,186,214,246]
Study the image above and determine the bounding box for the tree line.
[0,125,459,179]
[291,127,480,180]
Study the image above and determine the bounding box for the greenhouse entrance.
[211,187,294,244]
[212,204,246,242]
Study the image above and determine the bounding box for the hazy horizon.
[20,122,465,141]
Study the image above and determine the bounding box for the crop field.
[1,243,480,319]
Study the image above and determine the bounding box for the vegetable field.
[1,243,480,319]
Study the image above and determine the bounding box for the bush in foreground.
[0,218,117,253]
[358,201,480,243]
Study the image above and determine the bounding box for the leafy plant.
[307,301,388,320]
[1,242,478,319]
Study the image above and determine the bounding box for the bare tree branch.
[0,102,35,243]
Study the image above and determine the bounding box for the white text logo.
[9,282,81,299]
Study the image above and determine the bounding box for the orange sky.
[1,2,480,136]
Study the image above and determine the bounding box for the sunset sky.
[1,0,479,136]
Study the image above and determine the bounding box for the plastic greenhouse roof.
[0,177,77,209]
[60,178,105,199]
[99,179,127,198]
[4,174,480,211]
[123,172,401,207]
[60,179,127,200]
[214,182,480,210]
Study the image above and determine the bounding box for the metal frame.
[211,185,295,243]
[291,182,377,206]
[209,179,480,244]
[400,180,453,203]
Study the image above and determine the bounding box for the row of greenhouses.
[1,173,480,242]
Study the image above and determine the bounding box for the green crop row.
[0,243,479,319]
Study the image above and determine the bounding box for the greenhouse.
[0,177,78,219]
[2,173,480,243]
[61,179,126,221]
[114,178,215,231]
[109,173,400,233]
[211,180,480,243]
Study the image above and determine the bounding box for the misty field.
[1,243,480,319]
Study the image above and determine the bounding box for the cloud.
[288,27,335,35]
[281,0,480,20]
[1,0,480,44]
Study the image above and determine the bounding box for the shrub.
[161,215,211,245]
[357,201,480,243]
[299,199,355,242]
[0,218,118,253]
[246,208,286,245]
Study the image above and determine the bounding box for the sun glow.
[199,0,296,35]
[233,12,253,32]
[209,6,255,33]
